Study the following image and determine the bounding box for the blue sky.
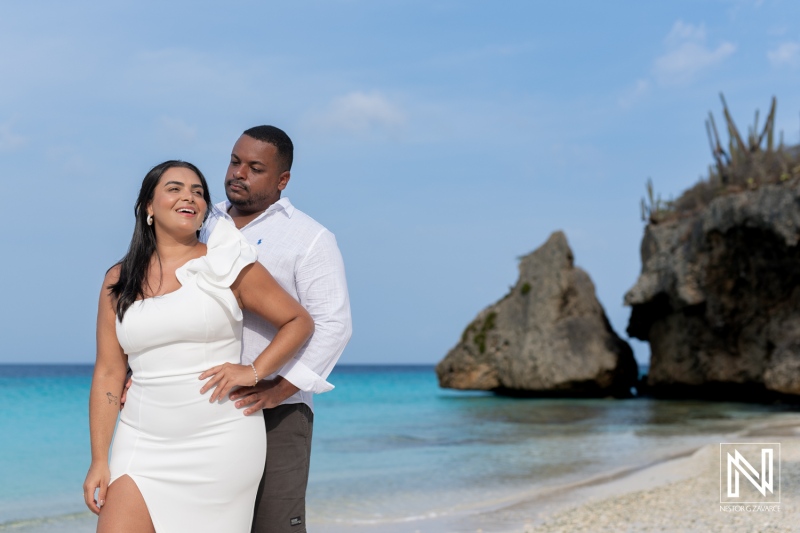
[2,0,800,365]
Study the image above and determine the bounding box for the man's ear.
[278,171,291,191]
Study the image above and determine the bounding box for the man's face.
[225,135,290,214]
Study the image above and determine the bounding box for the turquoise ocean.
[1,364,797,531]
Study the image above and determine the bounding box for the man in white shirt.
[203,125,352,533]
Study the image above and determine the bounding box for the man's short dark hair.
[242,125,294,172]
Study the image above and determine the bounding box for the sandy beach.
[306,416,800,533]
[466,419,800,533]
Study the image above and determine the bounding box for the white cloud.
[665,20,706,45]
[314,91,406,134]
[618,79,650,109]
[768,41,800,67]
[0,121,27,152]
[653,21,736,84]
[157,116,197,142]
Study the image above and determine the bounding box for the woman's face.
[146,167,207,237]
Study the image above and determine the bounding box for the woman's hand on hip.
[199,363,256,403]
[83,461,110,515]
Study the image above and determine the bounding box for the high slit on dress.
[109,219,266,532]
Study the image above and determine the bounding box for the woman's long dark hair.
[110,160,212,321]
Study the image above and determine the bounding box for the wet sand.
[465,420,800,533]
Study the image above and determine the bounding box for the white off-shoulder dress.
[109,219,266,532]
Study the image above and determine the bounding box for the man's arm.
[230,229,352,412]
[281,229,352,385]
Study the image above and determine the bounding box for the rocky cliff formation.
[437,232,637,397]
[626,180,800,398]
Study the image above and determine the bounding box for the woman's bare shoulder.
[104,264,122,285]
[100,265,123,302]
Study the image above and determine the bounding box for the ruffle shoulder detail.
[177,218,258,321]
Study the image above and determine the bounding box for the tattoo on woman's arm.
[106,392,118,405]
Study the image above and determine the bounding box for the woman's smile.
[176,206,198,217]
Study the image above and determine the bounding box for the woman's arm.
[199,262,314,403]
[83,266,128,515]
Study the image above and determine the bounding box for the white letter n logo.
[727,448,773,497]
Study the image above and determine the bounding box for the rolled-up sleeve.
[277,229,352,393]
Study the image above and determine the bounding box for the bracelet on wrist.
[249,363,259,386]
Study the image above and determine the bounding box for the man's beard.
[226,184,274,212]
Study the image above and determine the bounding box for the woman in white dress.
[82,161,314,533]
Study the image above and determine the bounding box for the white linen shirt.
[201,197,352,411]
